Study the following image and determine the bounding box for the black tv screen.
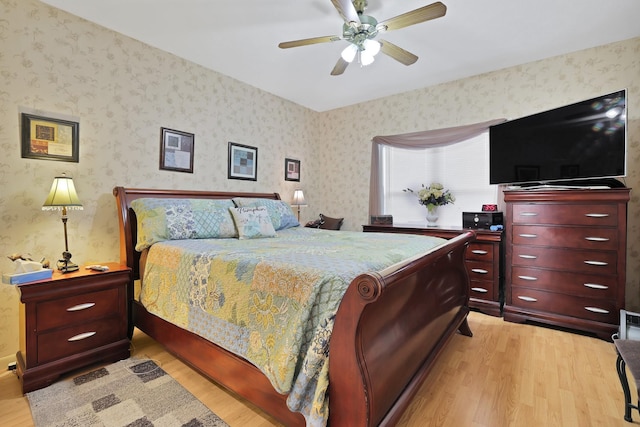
[489,90,627,186]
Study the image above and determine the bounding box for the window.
[381,132,499,225]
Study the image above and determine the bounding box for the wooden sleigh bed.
[113,186,475,426]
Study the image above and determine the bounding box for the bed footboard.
[329,231,474,426]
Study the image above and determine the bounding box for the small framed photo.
[21,113,79,163]
[228,142,258,181]
[160,127,194,173]
[284,158,301,182]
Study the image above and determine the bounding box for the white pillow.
[229,206,277,239]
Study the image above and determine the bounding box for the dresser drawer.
[512,225,618,250]
[510,287,617,323]
[470,280,494,301]
[511,266,617,298]
[466,260,494,281]
[511,245,617,275]
[512,203,618,226]
[37,317,124,365]
[466,242,495,262]
[36,288,121,331]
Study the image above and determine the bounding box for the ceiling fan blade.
[378,1,447,32]
[380,40,418,65]
[331,57,349,76]
[331,0,361,24]
[279,35,342,49]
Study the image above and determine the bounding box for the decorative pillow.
[130,198,237,250]
[232,198,299,230]
[318,214,344,230]
[229,206,277,239]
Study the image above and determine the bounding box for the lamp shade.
[291,189,307,207]
[42,174,83,211]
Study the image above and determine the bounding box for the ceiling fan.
[278,0,447,76]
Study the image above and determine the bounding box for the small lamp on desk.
[42,173,83,273]
[291,189,307,222]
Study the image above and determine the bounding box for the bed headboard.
[113,186,281,280]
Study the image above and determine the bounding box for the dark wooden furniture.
[114,187,475,427]
[363,224,504,317]
[503,188,630,340]
[614,338,640,422]
[16,262,130,393]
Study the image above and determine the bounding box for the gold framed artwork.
[159,127,195,173]
[21,113,79,163]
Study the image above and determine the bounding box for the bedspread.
[140,227,446,426]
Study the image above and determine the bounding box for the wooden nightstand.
[15,262,131,393]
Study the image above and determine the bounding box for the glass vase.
[426,205,439,225]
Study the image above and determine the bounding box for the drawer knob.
[471,250,488,255]
[471,268,488,274]
[471,287,488,293]
[519,233,537,238]
[518,296,538,302]
[584,283,609,290]
[584,260,608,266]
[520,212,538,217]
[66,302,96,312]
[584,307,609,314]
[518,275,538,281]
[584,237,610,242]
[68,331,97,342]
[518,254,537,259]
[585,213,610,218]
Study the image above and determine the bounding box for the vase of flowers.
[404,183,455,225]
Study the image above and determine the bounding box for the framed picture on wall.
[228,142,258,181]
[159,127,194,173]
[284,158,300,182]
[21,113,79,163]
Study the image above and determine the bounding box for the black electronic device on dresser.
[463,211,503,229]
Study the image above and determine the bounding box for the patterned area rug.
[26,358,229,427]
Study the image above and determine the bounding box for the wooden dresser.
[363,224,504,316]
[16,263,131,392]
[503,188,630,340]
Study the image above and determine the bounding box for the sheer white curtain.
[369,118,507,217]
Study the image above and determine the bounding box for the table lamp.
[42,173,83,273]
[291,189,307,222]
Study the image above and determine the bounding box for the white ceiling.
[40,0,640,112]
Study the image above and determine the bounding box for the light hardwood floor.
[0,311,637,426]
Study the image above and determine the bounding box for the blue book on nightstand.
[2,269,53,285]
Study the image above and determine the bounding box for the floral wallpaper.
[0,0,638,363]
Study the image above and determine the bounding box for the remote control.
[86,265,109,271]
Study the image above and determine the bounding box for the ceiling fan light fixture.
[363,39,381,56]
[341,43,358,63]
[360,50,375,66]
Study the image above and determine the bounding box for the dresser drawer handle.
[518,296,537,302]
[584,307,609,314]
[518,254,537,259]
[584,283,609,290]
[520,212,538,217]
[471,287,488,293]
[584,260,608,266]
[585,213,610,218]
[68,331,96,342]
[518,233,537,238]
[471,268,488,274]
[518,275,538,281]
[584,237,610,242]
[66,302,96,312]
[471,250,488,255]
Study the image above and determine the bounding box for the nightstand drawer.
[37,317,123,365]
[470,280,494,301]
[466,260,494,281]
[36,288,121,331]
[466,242,495,262]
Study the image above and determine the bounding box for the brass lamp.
[291,189,307,222]
[42,174,83,273]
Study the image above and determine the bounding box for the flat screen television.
[489,89,627,187]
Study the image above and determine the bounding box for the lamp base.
[57,251,79,273]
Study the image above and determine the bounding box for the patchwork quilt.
[140,227,445,426]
